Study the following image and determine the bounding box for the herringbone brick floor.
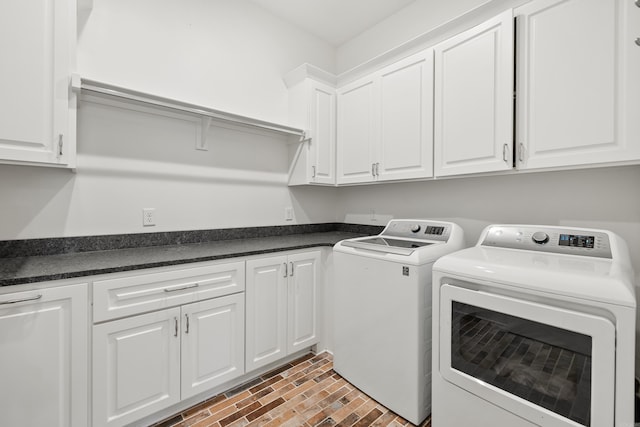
[151,352,431,427]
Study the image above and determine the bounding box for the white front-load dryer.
[333,219,465,425]
[432,224,636,427]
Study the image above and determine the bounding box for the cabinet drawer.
[93,261,245,322]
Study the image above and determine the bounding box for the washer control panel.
[481,225,612,258]
[382,220,451,242]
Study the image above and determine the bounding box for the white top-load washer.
[333,219,465,425]
[432,224,636,427]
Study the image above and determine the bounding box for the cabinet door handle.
[289,262,294,277]
[185,314,190,334]
[283,263,288,278]
[518,143,525,163]
[502,144,510,163]
[375,162,380,176]
[164,283,199,292]
[58,134,63,156]
[174,317,178,337]
[0,294,42,305]
[312,165,316,178]
[371,163,376,176]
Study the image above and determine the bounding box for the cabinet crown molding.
[283,63,337,88]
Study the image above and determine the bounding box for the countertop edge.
[0,235,354,287]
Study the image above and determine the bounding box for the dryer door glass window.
[439,283,615,427]
[452,302,591,425]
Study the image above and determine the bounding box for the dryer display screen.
[559,234,595,248]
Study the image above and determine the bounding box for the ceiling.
[248,0,417,46]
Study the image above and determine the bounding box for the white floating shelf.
[72,76,305,138]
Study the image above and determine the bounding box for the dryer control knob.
[532,231,549,244]
[410,224,421,233]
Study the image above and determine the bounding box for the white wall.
[0,0,341,240]
[77,0,336,125]
[336,166,640,268]
[336,0,488,73]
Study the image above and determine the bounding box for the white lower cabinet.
[93,293,244,427]
[0,283,88,427]
[92,307,181,427]
[246,251,321,371]
[92,261,245,427]
[181,295,245,399]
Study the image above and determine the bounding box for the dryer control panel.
[480,225,613,258]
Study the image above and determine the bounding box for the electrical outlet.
[143,208,156,226]
[284,207,294,221]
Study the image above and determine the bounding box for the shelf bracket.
[287,131,312,185]
[197,117,212,151]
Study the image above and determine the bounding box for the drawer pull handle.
[0,294,42,305]
[164,283,199,293]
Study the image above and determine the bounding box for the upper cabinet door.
[377,50,434,182]
[0,0,76,167]
[516,0,640,170]
[308,82,337,185]
[337,77,378,184]
[434,10,514,177]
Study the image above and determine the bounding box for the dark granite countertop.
[0,231,363,287]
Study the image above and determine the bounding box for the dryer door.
[439,284,615,427]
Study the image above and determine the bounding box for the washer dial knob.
[532,231,549,244]
[410,224,421,233]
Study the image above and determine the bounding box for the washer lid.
[340,237,436,256]
[334,219,465,265]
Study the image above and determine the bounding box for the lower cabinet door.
[93,307,181,427]
[245,255,288,371]
[181,293,245,399]
[0,284,88,427]
[287,251,320,354]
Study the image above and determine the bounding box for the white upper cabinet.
[0,0,76,167]
[337,76,378,184]
[287,75,337,186]
[307,82,337,185]
[337,49,434,184]
[377,51,434,181]
[515,0,640,170]
[434,10,514,177]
